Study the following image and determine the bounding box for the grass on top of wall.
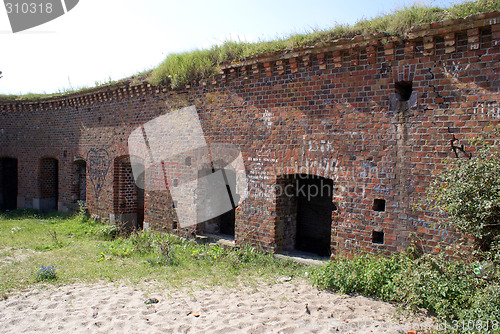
[148,0,500,89]
[1,0,499,101]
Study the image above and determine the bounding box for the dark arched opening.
[0,158,18,211]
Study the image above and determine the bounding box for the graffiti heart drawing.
[4,0,79,33]
[86,148,110,201]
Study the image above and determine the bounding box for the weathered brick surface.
[1,12,499,256]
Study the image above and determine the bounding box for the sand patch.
[0,278,435,333]
[0,247,37,269]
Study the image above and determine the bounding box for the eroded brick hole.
[276,174,335,257]
[0,158,18,211]
[373,198,386,212]
[395,81,413,101]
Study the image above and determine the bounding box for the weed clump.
[33,265,57,282]
[311,249,500,332]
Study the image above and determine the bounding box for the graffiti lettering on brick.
[443,60,470,78]
[304,139,335,153]
[473,101,500,119]
[263,109,273,129]
[86,148,110,201]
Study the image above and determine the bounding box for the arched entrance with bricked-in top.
[112,156,144,231]
[36,157,58,212]
[72,159,87,203]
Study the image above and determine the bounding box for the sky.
[0,0,463,95]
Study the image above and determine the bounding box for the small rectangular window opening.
[373,199,386,212]
[372,231,384,244]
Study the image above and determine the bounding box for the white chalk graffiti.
[443,61,470,78]
[305,139,335,153]
[263,109,273,129]
[473,101,500,119]
[344,239,360,250]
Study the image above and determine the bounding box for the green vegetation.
[312,250,500,333]
[313,130,500,333]
[33,265,57,282]
[426,137,500,253]
[1,0,498,100]
[0,209,305,295]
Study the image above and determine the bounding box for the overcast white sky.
[0,0,461,95]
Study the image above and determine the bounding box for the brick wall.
[1,11,499,256]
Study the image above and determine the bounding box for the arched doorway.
[197,167,237,237]
[0,158,18,211]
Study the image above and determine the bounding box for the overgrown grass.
[2,0,498,100]
[0,210,305,295]
[148,0,500,89]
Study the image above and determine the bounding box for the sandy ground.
[0,278,435,334]
[0,247,37,268]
